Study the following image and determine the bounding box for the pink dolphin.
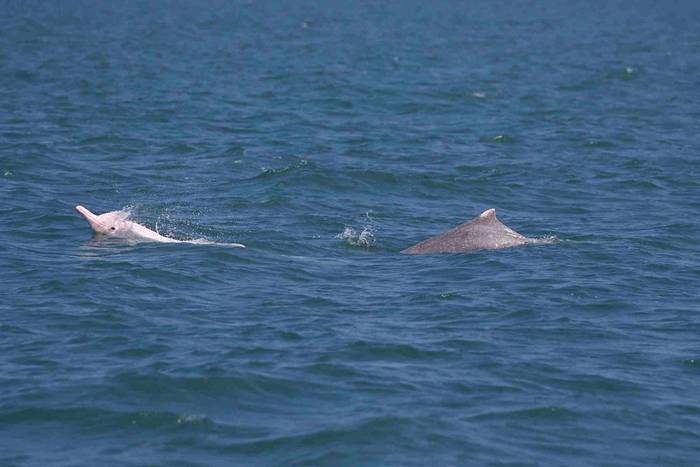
[75,205,245,247]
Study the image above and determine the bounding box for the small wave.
[480,134,517,143]
[469,406,580,422]
[0,406,212,430]
[253,158,309,180]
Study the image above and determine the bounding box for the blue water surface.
[2,1,700,465]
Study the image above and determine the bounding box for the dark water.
[2,1,700,465]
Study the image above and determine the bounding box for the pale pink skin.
[75,205,179,242]
[75,205,247,249]
[75,205,246,247]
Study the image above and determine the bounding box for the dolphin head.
[75,205,130,236]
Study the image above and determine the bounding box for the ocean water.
[2,1,700,465]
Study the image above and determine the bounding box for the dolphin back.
[401,208,530,255]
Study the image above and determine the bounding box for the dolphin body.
[75,205,245,248]
[401,208,533,254]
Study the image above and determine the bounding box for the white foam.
[336,226,375,247]
[183,239,245,248]
[528,235,558,245]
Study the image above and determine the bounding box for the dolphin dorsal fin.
[478,208,497,221]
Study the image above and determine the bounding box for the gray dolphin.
[401,208,534,254]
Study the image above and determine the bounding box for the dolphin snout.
[75,205,93,220]
[75,205,103,232]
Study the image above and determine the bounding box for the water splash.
[528,234,559,245]
[337,226,375,247]
[337,212,378,248]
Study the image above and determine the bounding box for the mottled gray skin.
[401,208,530,254]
